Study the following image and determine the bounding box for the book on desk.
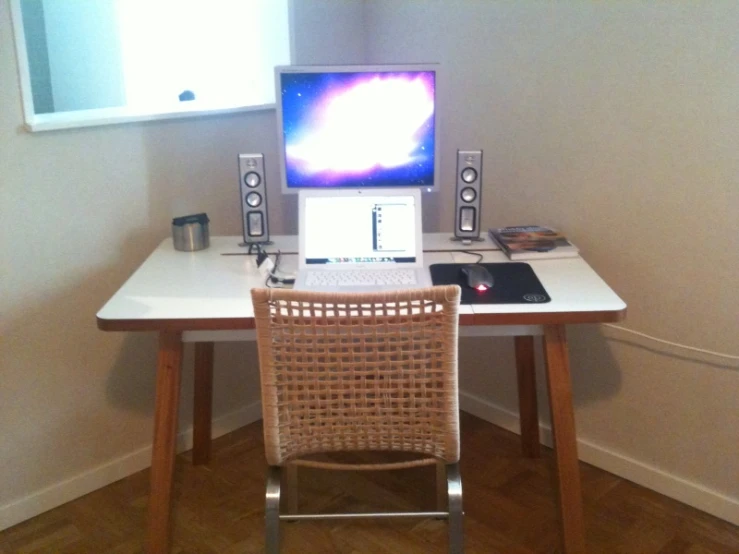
[488,225,580,261]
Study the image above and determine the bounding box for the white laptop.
[294,188,432,292]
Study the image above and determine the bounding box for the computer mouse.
[460,264,494,291]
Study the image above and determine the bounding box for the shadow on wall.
[104,333,167,416]
[101,231,263,425]
[104,333,262,427]
[0,223,262,502]
[458,337,519,413]
[459,327,623,421]
[566,325,623,408]
[96,230,170,417]
[136,109,285,238]
[0,228,167,496]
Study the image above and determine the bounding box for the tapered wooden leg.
[147,331,183,554]
[193,342,214,465]
[543,324,586,554]
[514,335,541,458]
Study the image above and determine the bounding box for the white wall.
[366,0,739,522]
[1,0,737,532]
[0,0,364,530]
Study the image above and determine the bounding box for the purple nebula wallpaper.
[280,70,436,189]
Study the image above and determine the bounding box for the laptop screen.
[301,192,419,266]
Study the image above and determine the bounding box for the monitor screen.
[275,64,439,193]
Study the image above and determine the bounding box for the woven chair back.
[251,286,461,470]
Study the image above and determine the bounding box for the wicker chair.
[250,285,463,554]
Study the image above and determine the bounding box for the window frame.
[9,0,295,132]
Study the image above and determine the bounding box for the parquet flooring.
[2,412,738,553]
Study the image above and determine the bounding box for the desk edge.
[97,316,258,332]
[97,308,625,333]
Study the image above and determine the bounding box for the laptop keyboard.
[305,269,418,288]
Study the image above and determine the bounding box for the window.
[11,0,292,131]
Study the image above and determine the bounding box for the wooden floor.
[2,412,738,553]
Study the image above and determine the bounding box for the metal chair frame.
[265,462,463,554]
[252,286,464,553]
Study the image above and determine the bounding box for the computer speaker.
[238,153,271,245]
[453,149,483,240]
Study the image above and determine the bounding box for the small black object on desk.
[430,263,551,305]
[459,264,494,291]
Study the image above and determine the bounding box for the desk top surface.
[97,234,626,331]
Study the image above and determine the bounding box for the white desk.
[97,233,626,553]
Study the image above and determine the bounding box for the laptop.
[294,188,432,292]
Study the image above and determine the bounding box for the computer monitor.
[275,64,439,193]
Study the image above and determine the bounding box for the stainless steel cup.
[172,213,210,252]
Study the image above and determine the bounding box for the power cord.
[252,244,295,288]
[255,247,270,269]
[602,324,739,366]
[460,250,484,263]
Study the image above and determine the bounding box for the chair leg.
[266,466,282,554]
[447,463,464,554]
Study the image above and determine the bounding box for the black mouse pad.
[429,263,551,305]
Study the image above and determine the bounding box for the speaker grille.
[454,150,482,239]
[239,154,270,244]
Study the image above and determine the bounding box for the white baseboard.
[0,401,263,532]
[459,391,739,526]
[3,395,738,532]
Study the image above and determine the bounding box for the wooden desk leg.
[514,335,541,458]
[192,342,214,465]
[148,331,183,554]
[543,324,586,554]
